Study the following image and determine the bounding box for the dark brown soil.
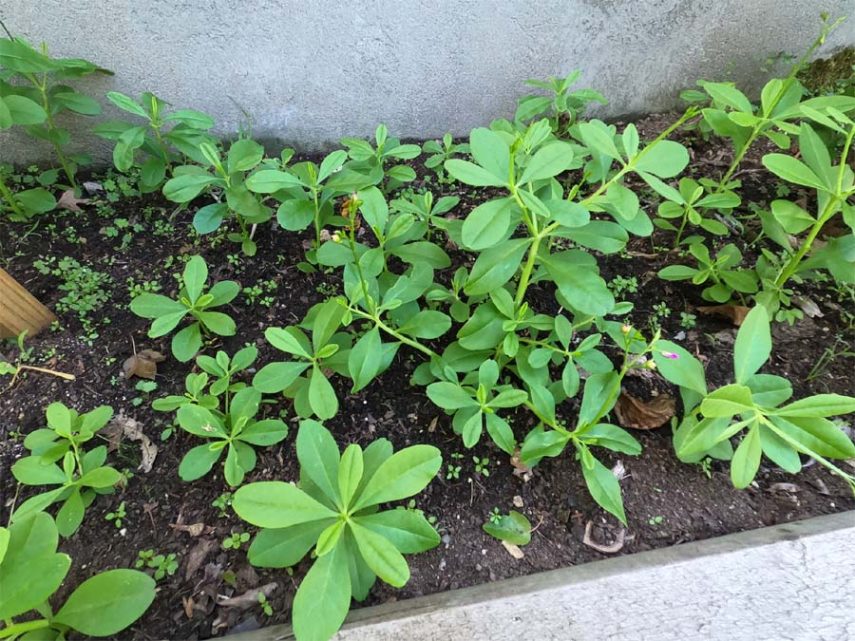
[1,115,854,639]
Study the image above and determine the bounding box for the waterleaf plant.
[233,419,442,641]
[130,255,239,362]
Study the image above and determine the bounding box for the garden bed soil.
[1,114,854,640]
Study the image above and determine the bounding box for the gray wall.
[2,0,854,161]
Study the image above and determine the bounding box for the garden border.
[227,511,855,640]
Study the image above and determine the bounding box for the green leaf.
[162,173,218,202]
[582,423,642,455]
[248,520,333,568]
[633,140,689,178]
[761,154,827,191]
[227,138,264,173]
[106,91,148,118]
[426,382,477,410]
[297,419,342,507]
[771,416,855,459]
[352,445,441,511]
[774,394,855,418]
[233,481,338,529]
[54,569,155,636]
[338,444,364,507]
[171,322,203,362]
[464,238,531,296]
[357,186,389,231]
[309,366,338,420]
[759,425,802,474]
[182,256,207,303]
[130,293,185,319]
[291,544,351,641]
[797,122,834,189]
[482,510,532,545]
[356,510,440,553]
[253,361,310,393]
[178,444,222,481]
[0,513,71,620]
[461,197,515,250]
[246,169,304,193]
[348,327,383,392]
[702,82,753,113]
[1,95,46,126]
[77,466,122,488]
[730,427,761,489]
[445,159,506,187]
[519,141,575,183]
[577,121,622,160]
[349,521,410,587]
[652,340,707,397]
[470,127,510,182]
[581,450,626,524]
[12,457,66,485]
[265,326,312,358]
[733,306,771,384]
[701,384,755,417]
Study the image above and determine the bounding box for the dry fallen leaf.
[171,522,208,537]
[697,304,750,327]
[582,521,626,554]
[794,296,823,318]
[105,414,158,473]
[58,189,90,212]
[122,349,166,380]
[613,390,675,430]
[501,540,525,559]
[510,448,532,482]
[217,583,278,609]
[185,538,218,581]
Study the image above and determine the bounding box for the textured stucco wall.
[1,0,854,161]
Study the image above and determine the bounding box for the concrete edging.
[227,511,855,641]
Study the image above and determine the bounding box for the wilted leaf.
[171,522,209,537]
[501,541,524,559]
[217,583,278,609]
[582,521,625,554]
[613,390,675,430]
[510,448,532,482]
[105,414,158,473]
[697,304,750,326]
[122,349,166,380]
[794,296,823,318]
[58,189,90,212]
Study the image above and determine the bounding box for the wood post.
[0,268,56,339]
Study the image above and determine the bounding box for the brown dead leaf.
[171,522,209,537]
[582,521,626,554]
[510,448,532,482]
[501,541,524,559]
[58,189,90,212]
[217,583,278,609]
[182,596,195,620]
[105,414,158,472]
[697,304,750,327]
[122,349,165,380]
[185,538,218,581]
[613,390,675,430]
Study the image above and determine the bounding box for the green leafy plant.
[0,512,155,638]
[172,385,288,486]
[341,123,421,190]
[655,306,855,490]
[163,138,270,254]
[233,419,442,641]
[0,34,110,190]
[658,242,758,303]
[105,500,126,529]
[130,255,239,361]
[10,403,120,537]
[421,133,470,182]
[653,176,740,246]
[222,531,250,550]
[94,90,216,192]
[515,70,607,135]
[212,491,233,517]
[135,549,179,581]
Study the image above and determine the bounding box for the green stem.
[34,78,78,191]
[0,173,27,219]
[0,618,51,639]
[514,235,541,307]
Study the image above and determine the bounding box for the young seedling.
[233,419,442,641]
[10,403,121,537]
[135,549,179,581]
[130,255,239,362]
[105,500,127,529]
[222,531,250,550]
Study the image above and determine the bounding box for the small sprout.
[258,592,273,617]
[212,492,234,517]
[135,549,178,581]
[105,501,127,529]
[222,531,250,550]
[488,507,502,525]
[473,456,490,477]
[648,515,664,526]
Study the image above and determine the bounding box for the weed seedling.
[222,531,250,550]
[106,501,127,529]
[135,549,179,581]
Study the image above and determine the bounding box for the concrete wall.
[1,0,854,161]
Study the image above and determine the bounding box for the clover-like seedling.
[11,402,122,537]
[233,419,442,641]
[0,513,155,637]
[130,255,239,362]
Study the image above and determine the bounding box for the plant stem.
[0,173,27,219]
[514,236,540,306]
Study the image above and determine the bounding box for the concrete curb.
[227,511,855,641]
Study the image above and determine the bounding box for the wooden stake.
[0,268,56,339]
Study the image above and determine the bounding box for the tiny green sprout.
[700,458,713,479]
[473,456,491,477]
[222,531,250,550]
[258,592,273,617]
[212,491,234,517]
[679,312,697,329]
[488,507,502,525]
[106,501,127,529]
[445,463,462,480]
[135,549,179,581]
[648,515,665,526]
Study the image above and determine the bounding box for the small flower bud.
[645,360,658,370]
[331,232,341,243]
[621,324,632,335]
